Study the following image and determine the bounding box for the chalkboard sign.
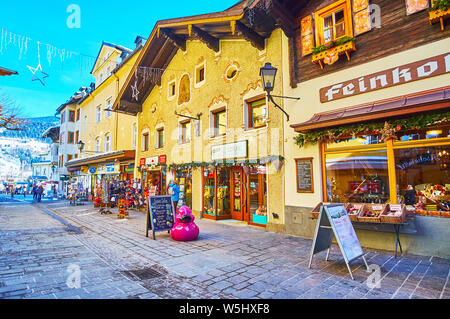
[296,158,313,193]
[308,204,368,280]
[146,195,175,240]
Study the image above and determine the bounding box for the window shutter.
[352,0,372,36]
[300,15,314,56]
[405,0,429,15]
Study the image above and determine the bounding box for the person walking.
[10,185,14,199]
[167,180,180,213]
[37,185,44,202]
[32,184,37,200]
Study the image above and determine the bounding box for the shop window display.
[216,167,231,217]
[176,168,192,208]
[203,167,215,215]
[325,149,390,203]
[395,145,450,212]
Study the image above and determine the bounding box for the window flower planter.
[312,41,356,69]
[429,7,450,31]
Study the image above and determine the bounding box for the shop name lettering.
[320,53,450,102]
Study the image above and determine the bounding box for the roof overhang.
[65,150,135,168]
[0,66,18,76]
[113,0,292,116]
[291,86,450,132]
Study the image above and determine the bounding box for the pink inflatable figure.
[170,206,199,241]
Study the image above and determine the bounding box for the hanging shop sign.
[81,166,89,174]
[320,52,450,102]
[308,204,368,280]
[88,166,97,174]
[211,140,248,161]
[146,156,159,166]
[159,155,167,164]
[146,195,175,240]
[140,158,146,166]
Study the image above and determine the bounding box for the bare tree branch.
[0,90,27,131]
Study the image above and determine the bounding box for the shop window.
[246,97,267,129]
[179,120,191,144]
[156,127,164,149]
[395,146,450,211]
[69,110,75,122]
[216,167,231,218]
[142,132,149,152]
[326,135,384,150]
[325,149,390,203]
[315,0,353,46]
[203,167,215,215]
[211,108,226,137]
[248,167,268,225]
[176,168,192,208]
[67,132,74,144]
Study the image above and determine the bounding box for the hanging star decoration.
[380,121,398,142]
[27,61,49,86]
[131,79,140,101]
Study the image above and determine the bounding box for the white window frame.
[95,137,101,153]
[105,98,112,118]
[168,79,176,101]
[96,105,102,123]
[155,125,165,149]
[104,133,111,153]
[178,120,191,144]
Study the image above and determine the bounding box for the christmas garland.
[294,111,450,148]
[167,155,285,170]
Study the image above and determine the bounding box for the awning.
[65,150,135,168]
[0,66,18,76]
[291,86,450,132]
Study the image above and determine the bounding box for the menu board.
[146,195,175,240]
[326,205,364,262]
[309,203,365,279]
[296,158,313,193]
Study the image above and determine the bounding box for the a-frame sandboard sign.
[308,203,369,280]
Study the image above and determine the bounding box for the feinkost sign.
[320,52,450,103]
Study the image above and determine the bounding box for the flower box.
[312,41,356,69]
[429,7,450,31]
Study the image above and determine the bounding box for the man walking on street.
[37,185,44,202]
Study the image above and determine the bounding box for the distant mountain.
[0,116,59,142]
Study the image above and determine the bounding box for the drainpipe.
[112,72,120,151]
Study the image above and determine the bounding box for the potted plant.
[429,0,450,31]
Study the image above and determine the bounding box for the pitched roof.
[0,66,18,76]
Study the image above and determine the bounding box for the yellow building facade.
[66,42,142,190]
[123,23,289,230]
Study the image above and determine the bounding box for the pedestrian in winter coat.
[37,185,44,202]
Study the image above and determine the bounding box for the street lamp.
[77,140,85,152]
[259,62,300,122]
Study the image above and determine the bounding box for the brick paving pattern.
[0,197,448,299]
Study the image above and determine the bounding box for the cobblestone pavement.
[0,198,449,299]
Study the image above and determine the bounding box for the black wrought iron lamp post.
[259,62,300,122]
